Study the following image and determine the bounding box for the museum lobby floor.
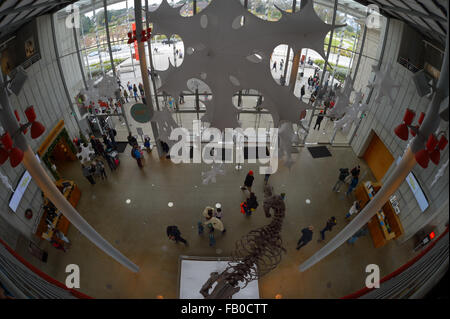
[15,145,417,298]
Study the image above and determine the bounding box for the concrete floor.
[16,145,417,299]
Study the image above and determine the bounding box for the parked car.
[111,45,122,52]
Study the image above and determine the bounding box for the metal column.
[145,0,161,112]
[91,0,105,75]
[135,0,163,157]
[103,0,116,77]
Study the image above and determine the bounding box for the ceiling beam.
[0,0,71,18]
[377,2,446,24]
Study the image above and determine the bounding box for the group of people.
[125,81,145,103]
[332,165,361,196]
[295,165,364,251]
[77,127,120,185]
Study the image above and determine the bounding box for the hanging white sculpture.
[278,121,296,168]
[327,76,353,118]
[149,0,343,131]
[150,106,180,146]
[367,62,401,104]
[202,163,226,184]
[76,144,95,164]
[333,91,369,134]
[0,171,14,192]
[430,159,449,188]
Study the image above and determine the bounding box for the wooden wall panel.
[363,133,394,181]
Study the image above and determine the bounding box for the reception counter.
[355,182,404,248]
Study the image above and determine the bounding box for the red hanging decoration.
[438,135,448,150]
[0,132,13,150]
[394,123,409,141]
[426,134,439,152]
[403,108,415,126]
[30,121,45,139]
[415,149,430,168]
[410,125,419,137]
[9,147,24,168]
[25,106,37,123]
[418,112,425,125]
[429,149,440,165]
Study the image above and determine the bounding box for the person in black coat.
[332,168,349,192]
[166,225,188,246]
[314,111,325,130]
[351,165,361,178]
[318,217,337,242]
[241,170,254,192]
[296,226,314,250]
[300,85,306,101]
[127,133,138,147]
[246,192,259,212]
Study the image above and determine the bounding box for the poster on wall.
[0,20,40,76]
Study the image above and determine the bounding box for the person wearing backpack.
[131,145,143,168]
[332,168,349,192]
[246,192,258,212]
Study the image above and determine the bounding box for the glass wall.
[55,0,380,146]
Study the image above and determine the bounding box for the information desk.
[355,182,404,248]
[35,180,81,242]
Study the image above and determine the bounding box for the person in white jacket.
[203,207,226,233]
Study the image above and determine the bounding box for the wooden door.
[363,133,394,181]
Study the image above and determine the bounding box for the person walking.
[131,145,143,168]
[203,208,226,234]
[179,92,185,104]
[127,81,133,96]
[144,136,152,152]
[107,127,117,148]
[96,160,107,180]
[351,165,361,178]
[346,200,361,220]
[318,217,337,242]
[133,84,139,102]
[346,175,359,196]
[241,170,254,192]
[127,133,138,147]
[138,82,145,98]
[81,164,95,185]
[332,168,349,192]
[296,226,314,250]
[272,61,277,71]
[280,59,284,71]
[166,225,188,246]
[123,89,129,103]
[264,173,271,185]
[243,192,259,216]
[300,85,306,101]
[314,111,324,130]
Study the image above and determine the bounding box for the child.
[144,136,152,152]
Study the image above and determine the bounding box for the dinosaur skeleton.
[200,186,286,298]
